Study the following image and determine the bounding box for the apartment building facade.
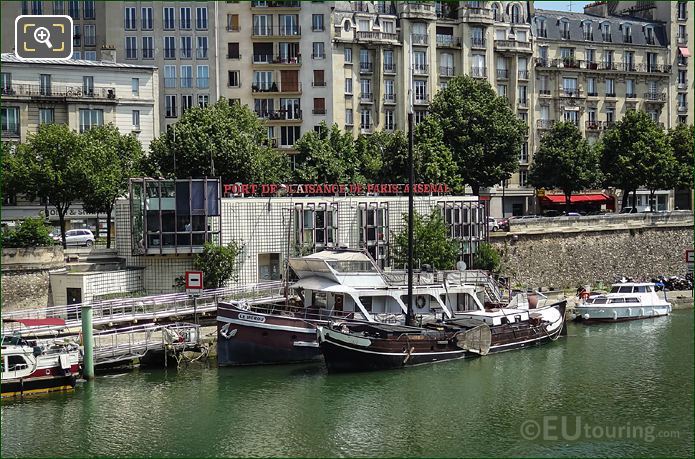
[1,1,691,214]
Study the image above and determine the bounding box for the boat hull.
[2,374,77,398]
[216,306,322,366]
[573,304,671,324]
[318,327,467,373]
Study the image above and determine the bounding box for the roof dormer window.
[582,21,593,41]
[601,22,611,42]
[560,19,570,39]
[622,23,632,43]
[536,17,547,38]
[644,26,655,45]
[511,4,522,24]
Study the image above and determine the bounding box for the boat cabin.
[453,308,531,326]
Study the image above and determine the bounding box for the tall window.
[39,74,51,96]
[124,7,136,30]
[384,110,395,130]
[605,78,615,96]
[142,37,154,59]
[280,126,301,147]
[312,14,324,31]
[180,65,192,88]
[182,95,193,113]
[227,14,240,31]
[345,109,354,125]
[164,65,176,88]
[1,73,12,93]
[312,42,325,59]
[84,25,96,46]
[253,15,272,36]
[82,75,94,96]
[295,204,337,249]
[511,4,521,24]
[626,79,635,97]
[359,203,388,266]
[79,109,103,132]
[1,107,20,136]
[587,77,596,95]
[132,78,139,96]
[601,22,611,41]
[164,7,175,30]
[536,18,547,37]
[39,108,54,125]
[132,110,140,128]
[414,80,427,102]
[344,47,352,63]
[125,36,137,59]
[197,65,209,88]
[180,37,192,59]
[623,24,632,43]
[197,36,208,59]
[83,1,95,19]
[384,50,394,71]
[164,37,176,59]
[345,77,353,94]
[253,71,273,91]
[196,7,208,30]
[180,7,191,29]
[360,78,371,97]
[560,20,570,39]
[360,109,371,129]
[68,1,79,19]
[141,7,153,30]
[165,95,177,118]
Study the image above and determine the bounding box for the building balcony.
[414,94,429,105]
[383,62,397,73]
[360,124,374,134]
[251,1,300,8]
[605,92,616,98]
[251,26,301,38]
[470,37,486,49]
[436,35,462,48]
[251,82,302,94]
[1,84,117,100]
[536,119,555,129]
[496,69,509,79]
[360,92,374,103]
[227,53,242,60]
[360,61,374,73]
[414,63,429,74]
[626,93,637,98]
[535,58,672,75]
[644,92,667,102]
[411,34,429,46]
[464,7,493,24]
[440,66,455,77]
[383,93,397,104]
[398,2,436,19]
[677,34,688,44]
[256,109,302,121]
[678,105,688,113]
[678,80,688,90]
[561,89,584,98]
[585,120,613,131]
[1,124,20,138]
[494,39,532,53]
[518,70,529,80]
[471,67,487,78]
[539,89,551,96]
[355,31,399,42]
[517,98,528,108]
[253,54,302,65]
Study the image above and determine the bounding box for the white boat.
[572,282,672,323]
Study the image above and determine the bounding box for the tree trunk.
[471,184,480,197]
[57,206,67,249]
[631,189,637,208]
[94,212,100,239]
[106,205,113,249]
[649,190,656,211]
[621,189,630,208]
[565,191,572,214]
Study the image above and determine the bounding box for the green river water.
[2,310,693,457]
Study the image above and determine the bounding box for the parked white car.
[487,217,500,232]
[53,229,95,247]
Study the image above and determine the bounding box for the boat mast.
[406,32,415,327]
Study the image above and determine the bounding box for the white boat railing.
[1,282,285,335]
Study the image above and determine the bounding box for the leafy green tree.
[193,241,243,288]
[146,99,291,184]
[528,121,601,211]
[2,217,54,248]
[82,124,144,248]
[13,124,88,248]
[428,75,527,195]
[472,243,501,273]
[293,122,364,183]
[2,142,23,203]
[669,123,694,189]
[599,110,670,208]
[391,210,460,270]
[414,117,463,190]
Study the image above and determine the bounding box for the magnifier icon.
[33,27,53,49]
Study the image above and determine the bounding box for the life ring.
[416,296,427,309]
[46,369,51,375]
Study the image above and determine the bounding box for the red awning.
[2,318,66,327]
[540,193,613,205]
[679,47,691,58]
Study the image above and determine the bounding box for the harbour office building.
[115,178,488,293]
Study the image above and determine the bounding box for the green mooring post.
[81,305,95,380]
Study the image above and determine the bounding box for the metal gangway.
[91,323,203,368]
[1,281,285,336]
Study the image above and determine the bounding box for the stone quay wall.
[491,224,693,290]
[2,246,65,311]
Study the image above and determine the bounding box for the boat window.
[625,297,640,303]
[7,355,28,371]
[326,260,377,273]
[647,286,654,292]
[312,291,327,308]
[610,286,620,293]
[634,286,647,293]
[618,286,633,293]
[609,298,625,304]
[358,296,373,312]
[593,298,608,304]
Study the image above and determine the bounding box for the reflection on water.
[2,311,693,458]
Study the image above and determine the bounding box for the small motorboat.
[318,300,567,373]
[572,282,671,324]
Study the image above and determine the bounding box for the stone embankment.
[490,212,694,290]
[2,246,65,311]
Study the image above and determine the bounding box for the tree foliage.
[81,124,144,248]
[528,121,601,208]
[599,110,673,207]
[472,242,501,273]
[2,217,54,248]
[12,124,88,248]
[391,210,460,270]
[293,122,365,183]
[669,123,694,189]
[428,75,527,194]
[193,241,243,288]
[146,100,291,183]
